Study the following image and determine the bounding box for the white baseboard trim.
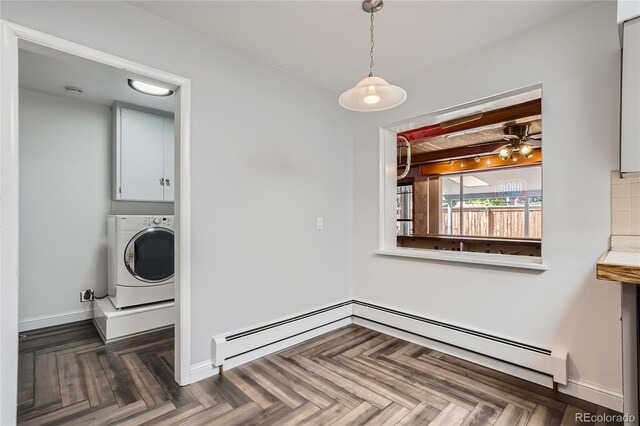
[353,300,567,385]
[223,318,352,371]
[19,308,93,332]
[192,317,352,384]
[353,317,554,389]
[199,299,622,413]
[190,360,219,383]
[211,300,352,367]
[558,378,624,412]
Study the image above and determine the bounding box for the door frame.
[0,20,192,424]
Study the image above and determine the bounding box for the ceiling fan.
[494,124,542,161]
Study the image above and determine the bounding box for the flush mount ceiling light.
[338,0,407,112]
[128,79,173,97]
[495,124,541,161]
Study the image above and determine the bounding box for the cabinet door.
[619,1,640,24]
[163,117,175,202]
[622,17,640,176]
[120,108,165,201]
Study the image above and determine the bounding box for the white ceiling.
[129,1,591,93]
[19,44,175,112]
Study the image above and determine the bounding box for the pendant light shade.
[339,0,407,112]
[339,75,407,112]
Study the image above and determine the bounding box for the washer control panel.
[143,216,173,227]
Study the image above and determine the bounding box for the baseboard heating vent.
[211,301,352,367]
[352,300,567,385]
[211,299,567,385]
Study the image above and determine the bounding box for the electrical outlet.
[80,289,94,302]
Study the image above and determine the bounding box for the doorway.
[0,20,192,423]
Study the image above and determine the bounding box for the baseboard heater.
[210,299,567,385]
[352,300,567,385]
[211,301,353,367]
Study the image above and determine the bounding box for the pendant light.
[339,0,407,112]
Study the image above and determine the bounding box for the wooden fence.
[442,206,541,239]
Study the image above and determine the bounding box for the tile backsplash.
[611,170,640,235]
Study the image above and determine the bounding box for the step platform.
[93,297,174,343]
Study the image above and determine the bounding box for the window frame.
[396,182,414,236]
[376,84,547,271]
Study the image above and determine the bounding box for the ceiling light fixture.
[495,124,541,161]
[128,79,173,97]
[520,144,534,159]
[443,122,503,139]
[439,113,484,130]
[498,147,513,161]
[338,0,407,112]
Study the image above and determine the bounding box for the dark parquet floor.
[16,321,622,425]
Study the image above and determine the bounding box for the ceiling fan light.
[522,151,534,159]
[520,144,534,158]
[498,146,512,161]
[339,76,407,112]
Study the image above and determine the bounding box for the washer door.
[124,227,174,284]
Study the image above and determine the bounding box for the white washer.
[108,215,175,309]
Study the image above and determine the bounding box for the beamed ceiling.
[399,99,542,164]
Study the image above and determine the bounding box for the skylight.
[448,175,489,187]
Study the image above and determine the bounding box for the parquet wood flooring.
[17,321,622,425]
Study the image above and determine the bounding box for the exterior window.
[445,166,541,239]
[441,176,460,235]
[397,184,413,236]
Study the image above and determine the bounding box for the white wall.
[18,89,174,329]
[19,89,111,325]
[351,1,622,397]
[2,0,353,365]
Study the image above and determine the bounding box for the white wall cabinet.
[622,18,640,177]
[113,104,174,202]
[619,0,640,24]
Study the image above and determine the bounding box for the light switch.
[316,217,324,230]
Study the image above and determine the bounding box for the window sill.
[375,247,548,271]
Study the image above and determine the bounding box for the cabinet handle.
[165,178,170,186]
[159,178,165,186]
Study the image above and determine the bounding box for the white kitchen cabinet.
[113,104,174,202]
[619,0,640,24]
[622,18,640,177]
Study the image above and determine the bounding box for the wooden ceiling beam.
[398,99,541,143]
[410,141,508,165]
[420,150,542,177]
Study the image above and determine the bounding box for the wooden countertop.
[597,250,640,284]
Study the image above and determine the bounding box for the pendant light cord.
[369,11,375,77]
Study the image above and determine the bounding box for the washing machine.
[108,215,175,309]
